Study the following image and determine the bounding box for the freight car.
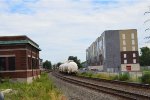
[59,60,78,74]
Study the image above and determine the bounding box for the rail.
[52,72,150,100]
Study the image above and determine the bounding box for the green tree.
[139,47,150,66]
[68,56,82,69]
[52,64,56,70]
[56,62,62,67]
[52,62,62,70]
[43,60,52,70]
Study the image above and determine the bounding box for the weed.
[118,73,130,81]
[0,72,62,100]
[141,72,150,84]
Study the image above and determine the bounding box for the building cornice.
[0,40,41,51]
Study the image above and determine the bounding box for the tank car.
[59,60,78,74]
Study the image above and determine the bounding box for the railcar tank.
[59,60,78,74]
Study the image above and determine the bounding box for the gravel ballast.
[49,73,125,100]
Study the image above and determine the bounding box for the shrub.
[118,73,130,81]
[141,73,150,84]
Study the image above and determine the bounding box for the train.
[59,60,78,74]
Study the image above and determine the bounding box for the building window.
[0,57,6,71]
[124,54,127,58]
[123,47,126,51]
[32,58,38,69]
[28,57,31,69]
[123,40,126,45]
[0,57,16,71]
[133,59,136,63]
[132,40,135,45]
[32,58,35,69]
[8,57,15,70]
[131,33,134,39]
[124,60,127,64]
[133,53,136,57]
[122,34,125,39]
[132,46,135,51]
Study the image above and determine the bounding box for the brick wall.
[0,69,41,78]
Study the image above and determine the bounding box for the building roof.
[86,29,137,50]
[0,35,41,51]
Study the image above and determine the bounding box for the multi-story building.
[86,29,140,72]
[0,35,41,83]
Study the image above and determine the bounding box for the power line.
[144,6,150,43]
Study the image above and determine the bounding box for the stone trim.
[0,48,27,51]
[0,55,16,57]
[10,75,40,83]
[0,69,40,73]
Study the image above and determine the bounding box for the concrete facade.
[104,30,121,72]
[86,29,140,72]
[0,35,41,83]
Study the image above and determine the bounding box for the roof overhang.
[0,40,41,51]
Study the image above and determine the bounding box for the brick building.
[86,29,140,72]
[0,35,41,83]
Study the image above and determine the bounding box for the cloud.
[0,0,149,63]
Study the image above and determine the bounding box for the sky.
[0,0,149,64]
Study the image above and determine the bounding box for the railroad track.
[52,72,150,100]
[76,75,150,89]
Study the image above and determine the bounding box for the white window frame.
[131,33,134,39]
[133,59,136,63]
[124,60,127,64]
[132,40,135,45]
[124,54,127,58]
[123,40,126,45]
[122,34,125,39]
[133,53,136,57]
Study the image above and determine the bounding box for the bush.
[141,73,150,84]
[118,73,130,81]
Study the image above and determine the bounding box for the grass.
[140,71,150,84]
[143,70,150,74]
[78,72,132,82]
[78,72,117,80]
[78,71,150,84]
[0,72,64,100]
